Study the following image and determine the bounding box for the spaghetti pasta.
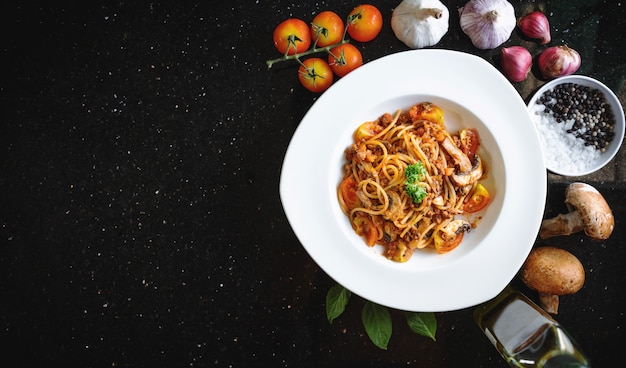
[337,102,491,262]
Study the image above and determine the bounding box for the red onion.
[538,45,581,79]
[518,11,551,45]
[501,46,532,82]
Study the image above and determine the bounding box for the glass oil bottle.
[473,286,591,368]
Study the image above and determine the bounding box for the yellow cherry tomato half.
[311,11,344,47]
[353,121,382,142]
[347,4,383,42]
[459,128,480,158]
[463,183,491,213]
[353,215,378,246]
[298,57,334,93]
[434,231,465,254]
[389,242,413,263]
[338,176,360,212]
[409,102,445,126]
[273,18,311,55]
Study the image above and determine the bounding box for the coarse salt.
[530,103,600,174]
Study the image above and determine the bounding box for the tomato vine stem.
[266,39,349,69]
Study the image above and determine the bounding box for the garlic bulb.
[391,0,449,49]
[459,0,516,49]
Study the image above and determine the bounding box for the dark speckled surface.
[2,1,625,367]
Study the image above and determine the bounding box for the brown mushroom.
[539,182,614,240]
[519,246,585,314]
[440,135,472,173]
[451,154,483,187]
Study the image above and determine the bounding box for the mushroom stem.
[539,211,584,239]
[538,293,560,314]
[441,136,472,172]
[539,182,614,241]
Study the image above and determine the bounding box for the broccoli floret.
[405,162,427,183]
[405,182,427,204]
[404,162,427,204]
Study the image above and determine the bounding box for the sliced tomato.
[353,121,382,142]
[353,215,377,246]
[434,231,464,254]
[339,176,360,211]
[459,128,480,158]
[409,102,444,126]
[389,242,413,263]
[463,183,490,213]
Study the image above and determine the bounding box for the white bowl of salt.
[527,75,625,176]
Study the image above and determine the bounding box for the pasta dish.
[337,102,491,262]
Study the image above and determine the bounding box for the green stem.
[266,39,349,69]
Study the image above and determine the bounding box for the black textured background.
[2,1,625,367]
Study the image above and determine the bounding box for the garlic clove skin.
[538,45,582,79]
[501,46,532,82]
[518,11,551,45]
[459,0,516,50]
[391,0,450,49]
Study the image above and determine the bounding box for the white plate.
[280,49,546,312]
[527,75,625,176]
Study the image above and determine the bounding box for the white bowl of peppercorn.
[527,75,625,176]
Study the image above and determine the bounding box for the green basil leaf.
[406,311,437,341]
[361,302,392,349]
[326,284,351,324]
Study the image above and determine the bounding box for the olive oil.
[473,287,590,368]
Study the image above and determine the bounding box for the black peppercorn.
[538,83,615,151]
